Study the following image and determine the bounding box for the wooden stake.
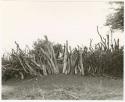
[63,40,68,74]
[79,48,84,76]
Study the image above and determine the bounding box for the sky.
[0,0,124,54]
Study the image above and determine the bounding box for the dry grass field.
[2,74,123,100]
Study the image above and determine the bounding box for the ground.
[2,74,123,100]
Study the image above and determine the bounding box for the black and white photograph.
[1,0,124,100]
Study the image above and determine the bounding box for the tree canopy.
[105,2,124,31]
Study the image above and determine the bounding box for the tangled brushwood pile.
[62,27,123,77]
[2,27,123,81]
[2,36,59,81]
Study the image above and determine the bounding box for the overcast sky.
[0,0,123,54]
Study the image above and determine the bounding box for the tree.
[105,1,124,31]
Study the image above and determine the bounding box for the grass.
[2,74,123,100]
